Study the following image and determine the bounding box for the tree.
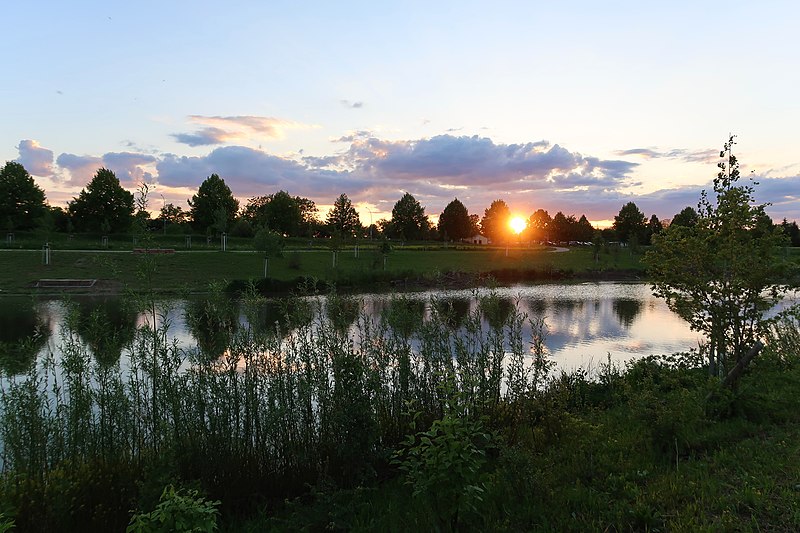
[527,209,552,243]
[68,168,134,233]
[254,228,285,276]
[326,193,362,238]
[575,215,595,242]
[644,136,788,377]
[242,191,318,236]
[437,198,473,241]
[646,214,663,244]
[670,206,699,228]
[550,212,573,243]
[613,202,647,244]
[0,161,47,231]
[188,174,239,235]
[779,218,800,246]
[389,193,431,241]
[480,200,511,243]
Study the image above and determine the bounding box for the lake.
[8,281,781,376]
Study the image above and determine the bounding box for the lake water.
[2,282,797,376]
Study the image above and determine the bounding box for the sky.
[2,0,799,227]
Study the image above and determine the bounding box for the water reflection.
[612,298,644,328]
[6,282,784,376]
[0,298,50,374]
[69,297,137,366]
[431,297,471,330]
[184,296,239,358]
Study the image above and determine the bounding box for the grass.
[0,245,647,293]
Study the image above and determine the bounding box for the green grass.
[0,246,646,293]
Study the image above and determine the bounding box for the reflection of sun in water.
[509,216,527,234]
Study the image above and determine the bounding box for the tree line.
[2,161,799,246]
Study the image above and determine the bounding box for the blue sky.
[2,0,798,226]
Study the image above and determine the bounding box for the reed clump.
[0,286,554,530]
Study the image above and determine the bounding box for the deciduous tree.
[645,136,788,377]
[613,202,647,244]
[389,193,431,241]
[480,199,511,243]
[326,193,362,238]
[188,174,239,235]
[0,161,47,230]
[437,198,472,241]
[68,168,134,233]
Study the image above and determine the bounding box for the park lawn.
[0,246,646,293]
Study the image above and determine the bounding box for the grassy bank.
[0,246,647,294]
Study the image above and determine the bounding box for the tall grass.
[0,285,554,529]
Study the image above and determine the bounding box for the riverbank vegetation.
[0,286,799,531]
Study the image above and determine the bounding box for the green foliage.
[613,201,647,244]
[68,168,135,233]
[0,161,47,231]
[480,199,511,243]
[393,410,494,529]
[252,228,284,258]
[325,193,362,238]
[241,191,317,237]
[645,136,789,375]
[437,197,473,241]
[389,192,430,241]
[527,208,552,242]
[127,485,220,533]
[188,174,239,235]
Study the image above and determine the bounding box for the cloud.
[16,140,55,177]
[340,99,363,109]
[28,134,800,223]
[56,151,156,187]
[331,130,373,143]
[171,115,317,147]
[55,153,103,185]
[616,147,718,163]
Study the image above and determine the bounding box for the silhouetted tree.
[613,202,647,244]
[437,198,473,241]
[480,199,511,243]
[0,161,47,231]
[670,206,699,228]
[68,168,134,233]
[188,174,238,235]
[326,193,362,238]
[389,193,430,241]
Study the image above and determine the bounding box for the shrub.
[127,485,220,533]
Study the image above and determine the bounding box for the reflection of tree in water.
[326,293,361,334]
[612,298,644,328]
[382,296,426,338]
[251,297,315,338]
[69,297,137,366]
[525,298,547,316]
[0,299,50,375]
[479,294,514,330]
[185,296,240,358]
[431,297,470,330]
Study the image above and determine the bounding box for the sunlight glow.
[509,216,527,234]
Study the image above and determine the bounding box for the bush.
[127,485,220,533]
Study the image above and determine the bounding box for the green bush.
[127,485,220,533]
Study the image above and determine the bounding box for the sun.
[509,216,527,235]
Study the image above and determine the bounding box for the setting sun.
[509,216,527,234]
